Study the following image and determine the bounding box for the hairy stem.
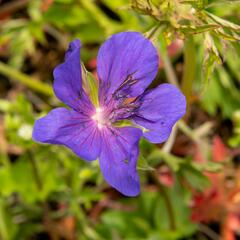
[163,53,179,87]
[162,124,178,153]
[0,62,53,96]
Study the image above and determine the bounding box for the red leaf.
[212,135,228,162]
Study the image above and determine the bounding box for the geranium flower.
[33,32,186,196]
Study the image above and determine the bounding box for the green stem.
[151,172,176,231]
[28,151,43,191]
[0,61,53,96]
[181,36,196,103]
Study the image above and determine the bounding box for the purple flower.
[33,32,186,197]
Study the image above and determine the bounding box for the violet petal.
[33,108,101,161]
[53,39,93,113]
[134,84,186,143]
[97,32,159,104]
[99,126,142,196]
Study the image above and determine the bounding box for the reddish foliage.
[212,135,229,162]
[191,136,240,238]
[41,0,54,12]
[158,165,174,187]
[191,174,225,223]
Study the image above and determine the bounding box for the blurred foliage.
[0,0,154,68]
[96,182,197,240]
[0,0,240,239]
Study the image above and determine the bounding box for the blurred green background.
[0,0,240,239]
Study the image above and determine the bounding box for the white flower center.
[92,107,105,129]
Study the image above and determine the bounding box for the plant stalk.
[28,151,43,191]
[163,53,179,87]
[0,61,53,96]
[181,36,196,104]
[151,172,176,231]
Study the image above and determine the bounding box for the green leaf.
[192,161,223,172]
[81,63,99,107]
[28,0,42,21]
[180,0,209,9]
[147,150,184,171]
[180,24,219,34]
[137,154,155,171]
[0,100,11,112]
[0,198,18,240]
[43,3,89,28]
[205,11,240,31]
[214,28,240,41]
[181,165,210,191]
